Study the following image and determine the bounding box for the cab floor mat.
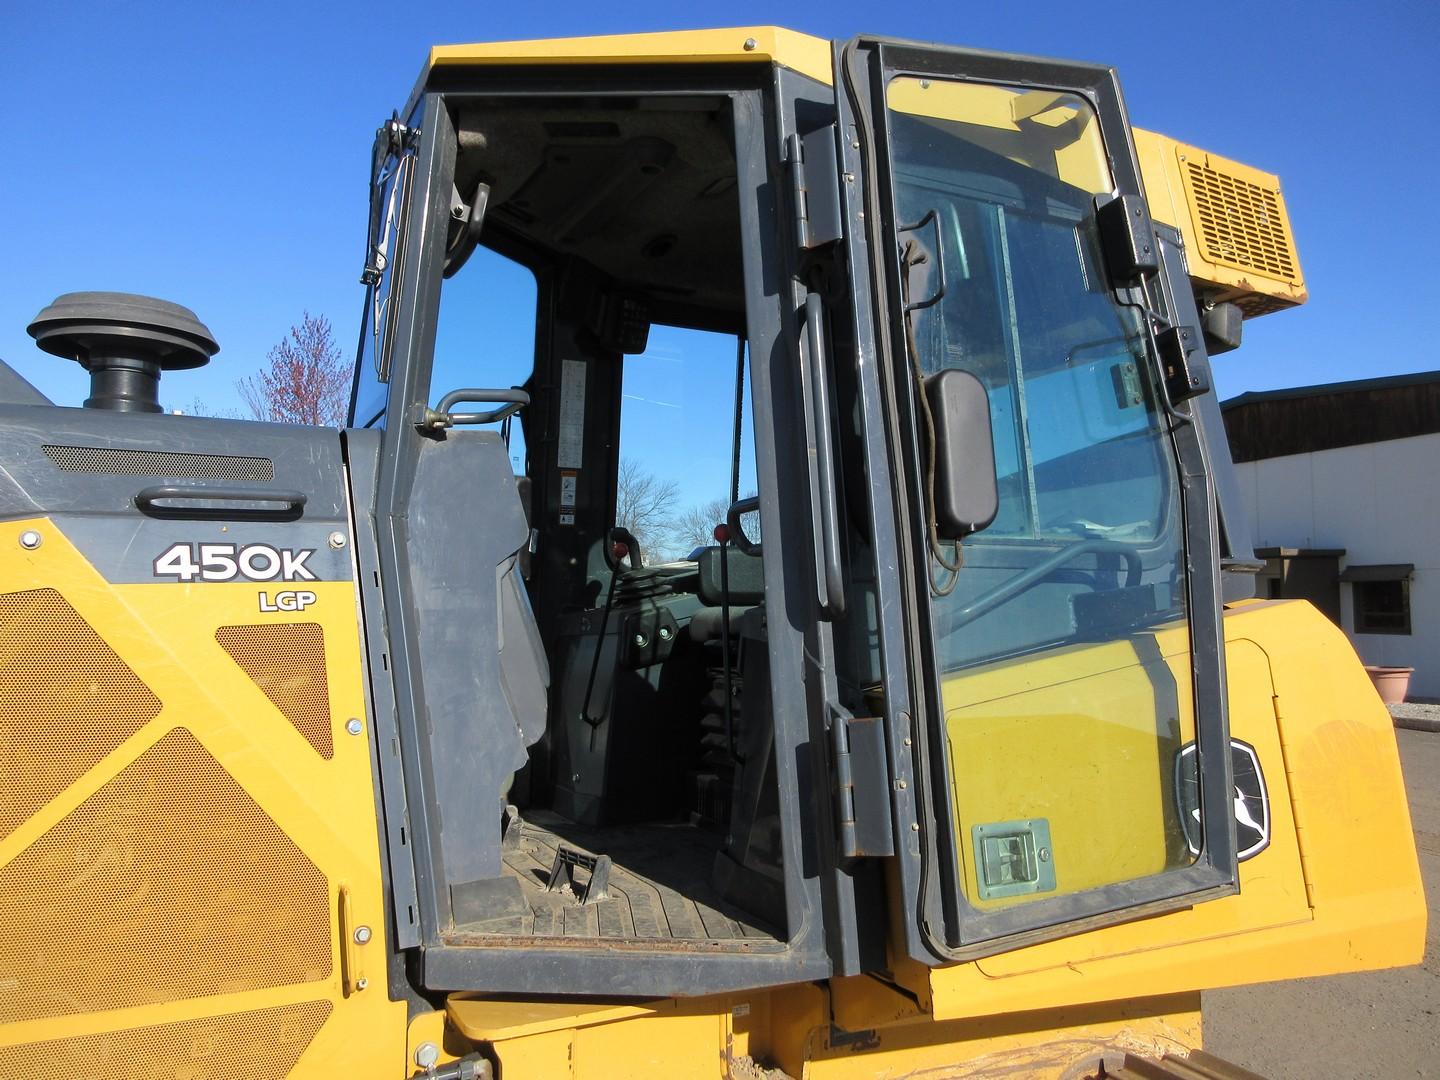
[448,811,781,945]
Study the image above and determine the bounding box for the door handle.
[802,291,846,620]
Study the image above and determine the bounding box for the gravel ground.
[1392,701,1440,733]
[1203,727,1438,1077]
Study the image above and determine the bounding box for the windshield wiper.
[360,114,414,286]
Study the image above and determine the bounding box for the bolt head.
[346,718,364,736]
[355,976,369,991]
[633,633,648,647]
[353,925,372,944]
[415,1042,440,1069]
[328,530,347,549]
[1038,848,1052,863]
[743,36,758,50]
[658,626,673,641]
[19,530,42,550]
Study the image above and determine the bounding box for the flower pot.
[1364,665,1414,705]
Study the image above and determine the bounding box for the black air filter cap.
[27,291,218,370]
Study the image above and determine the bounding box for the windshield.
[352,127,416,429]
[885,76,1199,912]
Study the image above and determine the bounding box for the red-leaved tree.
[238,312,352,426]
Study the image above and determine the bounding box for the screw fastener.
[355,977,369,991]
[329,531,347,549]
[416,1042,440,1069]
[353,925,372,944]
[19,530,41,550]
[743,37,758,50]
[346,718,364,736]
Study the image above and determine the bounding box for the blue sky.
[3,1,1435,424]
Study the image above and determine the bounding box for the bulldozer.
[0,26,1424,1079]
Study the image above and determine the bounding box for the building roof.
[1221,369,1440,462]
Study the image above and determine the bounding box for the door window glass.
[887,76,1198,910]
[427,247,538,476]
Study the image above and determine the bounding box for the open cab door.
[831,37,1242,963]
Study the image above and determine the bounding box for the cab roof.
[425,26,835,87]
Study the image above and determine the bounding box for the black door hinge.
[787,127,844,251]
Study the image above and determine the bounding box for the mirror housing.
[924,369,999,540]
[1095,193,1160,285]
[1202,300,1244,355]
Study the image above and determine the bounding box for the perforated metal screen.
[0,588,163,841]
[216,623,335,758]
[42,444,275,481]
[0,727,331,1025]
[0,1000,331,1079]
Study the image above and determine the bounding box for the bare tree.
[670,496,732,557]
[615,458,679,561]
[237,312,352,426]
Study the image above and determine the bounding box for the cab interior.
[432,91,790,948]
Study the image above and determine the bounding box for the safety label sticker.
[557,358,587,469]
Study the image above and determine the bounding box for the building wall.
[1233,431,1439,698]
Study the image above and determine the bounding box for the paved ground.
[1203,727,1438,1077]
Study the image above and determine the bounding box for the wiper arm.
[360,114,413,286]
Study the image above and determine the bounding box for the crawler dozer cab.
[0,27,1423,1079]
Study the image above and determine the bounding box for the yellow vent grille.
[1182,159,1298,280]
[216,624,334,758]
[0,1000,332,1079]
[0,588,162,841]
[0,727,331,1024]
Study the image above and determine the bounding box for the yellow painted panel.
[888,77,1112,195]
[944,624,1196,908]
[802,994,1203,1080]
[901,600,1422,1022]
[448,996,671,1041]
[974,637,1309,977]
[574,1008,723,1079]
[429,26,833,86]
[470,995,754,1080]
[0,519,407,1077]
[1135,128,1306,315]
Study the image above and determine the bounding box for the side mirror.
[1202,300,1244,355]
[1095,193,1160,285]
[923,369,998,540]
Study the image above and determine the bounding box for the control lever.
[579,528,641,731]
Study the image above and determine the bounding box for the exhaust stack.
[27,292,218,413]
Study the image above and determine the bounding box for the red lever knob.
[611,541,630,561]
[713,524,730,544]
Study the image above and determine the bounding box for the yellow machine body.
[0,26,1419,1080]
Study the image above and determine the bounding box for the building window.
[1353,579,1411,635]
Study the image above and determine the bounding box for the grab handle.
[135,484,307,519]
